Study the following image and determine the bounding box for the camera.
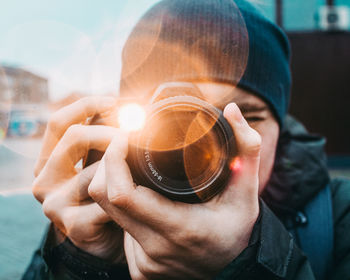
[85,82,236,203]
[126,83,236,203]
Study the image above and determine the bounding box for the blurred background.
[0,0,349,279]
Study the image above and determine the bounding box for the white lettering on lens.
[147,161,162,181]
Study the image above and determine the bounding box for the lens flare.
[230,157,242,172]
[118,103,146,132]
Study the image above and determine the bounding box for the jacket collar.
[261,115,330,217]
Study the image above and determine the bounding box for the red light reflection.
[230,157,242,172]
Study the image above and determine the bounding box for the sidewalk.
[0,194,48,280]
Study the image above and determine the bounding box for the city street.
[0,138,48,280]
[0,138,41,193]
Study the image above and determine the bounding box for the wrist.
[49,237,130,280]
[50,220,126,264]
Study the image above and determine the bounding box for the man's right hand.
[32,96,125,263]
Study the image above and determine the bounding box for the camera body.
[85,83,236,203]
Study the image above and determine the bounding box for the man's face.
[195,82,280,193]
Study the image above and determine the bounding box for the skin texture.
[32,83,280,279]
[196,83,279,193]
[32,96,125,262]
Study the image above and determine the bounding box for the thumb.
[219,103,261,203]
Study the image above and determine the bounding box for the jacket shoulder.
[330,177,350,279]
[331,177,350,220]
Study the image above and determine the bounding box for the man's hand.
[89,102,261,279]
[32,96,125,263]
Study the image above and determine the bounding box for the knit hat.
[120,0,291,126]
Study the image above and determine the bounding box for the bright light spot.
[230,157,242,172]
[118,103,146,132]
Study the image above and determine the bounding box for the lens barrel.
[127,95,235,203]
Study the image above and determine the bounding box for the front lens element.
[127,96,235,203]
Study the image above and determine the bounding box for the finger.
[88,154,107,201]
[32,159,99,204]
[73,203,111,225]
[34,96,117,177]
[224,103,262,160]
[88,155,129,224]
[125,234,167,280]
[104,134,134,207]
[88,132,132,212]
[66,161,100,202]
[124,233,148,280]
[90,135,185,234]
[88,134,136,228]
[44,125,120,177]
[45,203,111,239]
[89,157,154,246]
[217,103,261,203]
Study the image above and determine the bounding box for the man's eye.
[244,116,264,123]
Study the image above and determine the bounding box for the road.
[0,137,48,280]
[0,138,42,194]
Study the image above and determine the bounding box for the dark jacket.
[23,117,350,279]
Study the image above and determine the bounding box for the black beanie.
[120,0,291,126]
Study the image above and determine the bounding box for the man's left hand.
[89,103,261,280]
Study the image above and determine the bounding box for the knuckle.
[135,254,167,279]
[62,125,88,153]
[33,165,41,178]
[181,220,205,249]
[135,255,153,278]
[108,191,132,209]
[47,112,62,134]
[65,124,85,140]
[88,183,104,202]
[245,129,262,156]
[32,178,45,203]
[62,211,78,237]
[142,237,165,260]
[77,96,97,113]
[253,129,262,146]
[42,196,57,220]
[144,245,168,264]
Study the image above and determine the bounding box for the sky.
[0,0,160,100]
[1,0,349,101]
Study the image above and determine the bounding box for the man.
[24,0,350,279]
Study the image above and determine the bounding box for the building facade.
[0,65,48,104]
[0,65,49,137]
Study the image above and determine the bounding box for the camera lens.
[127,96,235,203]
